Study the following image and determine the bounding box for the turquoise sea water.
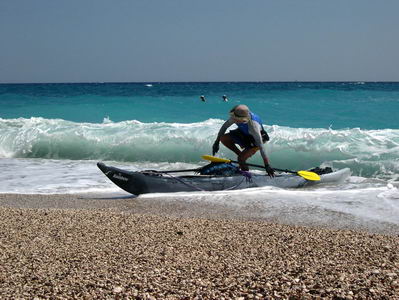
[0,82,398,230]
[1,82,398,177]
[1,82,399,128]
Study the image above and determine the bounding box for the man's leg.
[238,147,259,171]
[220,134,242,156]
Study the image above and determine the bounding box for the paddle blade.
[297,170,320,181]
[201,155,231,163]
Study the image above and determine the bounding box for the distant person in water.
[222,95,228,102]
[212,104,274,177]
[200,95,206,102]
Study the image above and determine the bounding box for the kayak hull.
[97,162,351,195]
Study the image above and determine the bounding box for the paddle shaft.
[150,164,293,174]
[146,160,295,175]
[200,155,320,181]
[226,159,296,174]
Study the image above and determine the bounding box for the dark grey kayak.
[97,162,351,195]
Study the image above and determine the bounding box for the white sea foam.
[1,156,398,231]
[0,158,199,194]
[0,117,398,180]
[140,182,399,226]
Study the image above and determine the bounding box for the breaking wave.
[1,117,398,180]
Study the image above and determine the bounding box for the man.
[212,105,275,177]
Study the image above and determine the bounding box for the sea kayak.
[97,162,351,195]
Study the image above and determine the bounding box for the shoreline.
[0,193,398,298]
[1,193,398,236]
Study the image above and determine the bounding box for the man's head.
[230,105,250,122]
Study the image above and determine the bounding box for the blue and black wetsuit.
[215,112,270,161]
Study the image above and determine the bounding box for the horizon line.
[1,80,399,85]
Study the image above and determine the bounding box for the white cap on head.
[230,105,250,121]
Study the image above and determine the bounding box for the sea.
[1,82,398,232]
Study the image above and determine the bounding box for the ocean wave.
[1,117,398,180]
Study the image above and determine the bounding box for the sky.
[1,0,398,83]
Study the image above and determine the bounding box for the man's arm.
[248,121,274,177]
[215,118,235,142]
[248,121,268,161]
[212,118,234,155]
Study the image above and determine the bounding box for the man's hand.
[212,141,220,155]
[265,164,275,178]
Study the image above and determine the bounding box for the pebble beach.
[0,194,398,299]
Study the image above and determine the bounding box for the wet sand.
[0,193,398,299]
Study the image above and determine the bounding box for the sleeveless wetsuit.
[215,112,270,161]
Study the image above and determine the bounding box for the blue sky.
[1,0,398,83]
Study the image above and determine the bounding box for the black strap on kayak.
[163,173,205,191]
[144,168,202,174]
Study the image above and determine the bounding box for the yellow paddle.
[201,155,320,181]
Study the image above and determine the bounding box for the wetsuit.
[215,112,269,162]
